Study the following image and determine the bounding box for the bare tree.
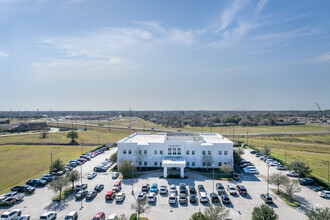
[204,204,229,220]
[202,155,213,171]
[220,164,233,173]
[261,146,271,156]
[40,129,48,139]
[283,179,301,202]
[268,173,289,193]
[131,199,149,220]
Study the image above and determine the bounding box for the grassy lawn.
[236,134,330,185]
[0,144,96,195]
[271,189,300,207]
[0,128,135,145]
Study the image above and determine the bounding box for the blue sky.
[0,0,329,111]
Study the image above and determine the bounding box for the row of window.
[122,149,228,155]
[136,161,228,167]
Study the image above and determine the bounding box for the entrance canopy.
[162,157,186,178]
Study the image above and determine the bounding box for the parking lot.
[1,147,329,220]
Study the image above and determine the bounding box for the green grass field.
[0,144,97,195]
[236,134,330,186]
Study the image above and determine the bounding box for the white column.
[164,166,168,178]
[180,167,184,178]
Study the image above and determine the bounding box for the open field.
[0,128,136,145]
[235,134,330,186]
[0,144,97,195]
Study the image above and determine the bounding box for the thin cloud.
[0,51,8,58]
[308,52,330,63]
[253,28,314,40]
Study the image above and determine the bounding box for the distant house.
[0,122,47,132]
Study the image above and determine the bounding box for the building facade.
[117,132,234,178]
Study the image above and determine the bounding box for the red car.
[92,212,105,220]
[105,191,116,200]
[112,182,122,192]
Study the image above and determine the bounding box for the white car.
[112,172,119,179]
[199,192,208,203]
[13,216,30,220]
[147,192,156,203]
[40,211,56,220]
[168,193,177,204]
[115,193,125,202]
[0,209,22,220]
[318,190,330,198]
[269,161,280,166]
[227,185,237,195]
[107,214,118,220]
[286,171,300,177]
[159,185,168,194]
[87,172,97,179]
[169,184,177,195]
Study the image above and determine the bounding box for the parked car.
[107,214,118,220]
[75,184,88,192]
[40,211,56,220]
[0,209,21,219]
[105,191,116,200]
[179,184,187,195]
[250,151,257,154]
[64,211,78,220]
[92,212,105,220]
[13,216,30,220]
[199,192,208,203]
[147,192,156,203]
[159,185,168,194]
[232,173,239,181]
[137,192,146,201]
[255,153,262,157]
[236,185,247,196]
[112,172,119,179]
[26,179,47,187]
[150,183,158,193]
[94,166,106,172]
[94,184,104,192]
[2,192,24,201]
[210,193,220,203]
[287,171,300,177]
[189,185,196,194]
[179,193,187,204]
[10,185,35,194]
[260,193,273,204]
[112,182,121,192]
[277,165,287,170]
[75,190,88,199]
[0,197,16,206]
[169,184,177,195]
[216,183,225,195]
[198,185,205,192]
[227,185,237,195]
[318,190,330,198]
[299,178,314,185]
[86,191,97,200]
[189,194,197,203]
[142,184,150,192]
[168,193,177,204]
[64,166,73,171]
[221,194,230,204]
[115,192,125,202]
[88,172,97,180]
[41,174,57,182]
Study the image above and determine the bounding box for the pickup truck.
[10,185,35,194]
[2,191,24,201]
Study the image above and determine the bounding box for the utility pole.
[285,146,287,163]
[50,152,53,171]
[212,164,215,194]
[267,164,270,195]
[327,160,329,185]
[246,130,249,146]
[131,162,134,195]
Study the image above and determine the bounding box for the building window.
[168,148,172,155]
[218,162,222,166]
[192,162,195,166]
[186,150,189,155]
[218,151,222,155]
[154,150,157,155]
[173,148,177,155]
[139,161,142,166]
[207,162,211,166]
[202,151,206,155]
[202,162,206,166]
[186,162,190,167]
[224,151,228,155]
[224,162,228,165]
[144,161,147,166]
[160,162,162,166]
[160,150,163,155]
[154,161,157,166]
[128,150,132,154]
[178,148,181,155]
[192,150,195,155]
[138,150,142,155]
[144,150,147,155]
[208,151,211,155]
[123,150,126,154]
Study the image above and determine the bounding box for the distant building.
[0,122,47,132]
[117,132,234,178]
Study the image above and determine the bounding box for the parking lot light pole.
[327,160,329,185]
[131,162,134,195]
[212,164,215,194]
[267,164,270,195]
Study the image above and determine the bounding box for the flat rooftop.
[118,132,233,145]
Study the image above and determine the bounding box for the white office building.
[117,132,234,178]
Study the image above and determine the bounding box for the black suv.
[142,184,150,192]
[11,185,35,194]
